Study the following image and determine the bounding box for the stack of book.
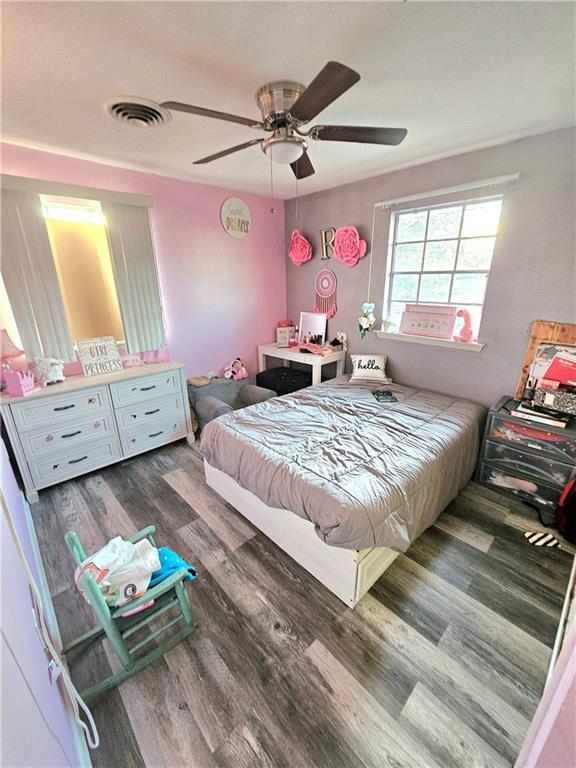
[510,401,571,429]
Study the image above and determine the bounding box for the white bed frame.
[204,460,398,608]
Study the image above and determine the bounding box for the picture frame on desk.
[276,326,295,348]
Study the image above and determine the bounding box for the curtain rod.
[374,172,520,210]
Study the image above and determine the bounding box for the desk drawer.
[20,415,116,459]
[11,387,111,432]
[120,417,187,457]
[116,396,185,432]
[483,440,574,488]
[29,437,121,488]
[111,372,181,407]
[489,415,576,463]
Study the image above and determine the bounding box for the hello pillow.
[349,354,391,384]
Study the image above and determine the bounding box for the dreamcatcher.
[314,269,337,319]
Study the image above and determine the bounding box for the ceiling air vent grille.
[104,97,171,128]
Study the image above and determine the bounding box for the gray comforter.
[201,377,485,551]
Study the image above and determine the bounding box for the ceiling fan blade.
[289,62,360,123]
[161,101,263,129]
[311,125,407,146]
[291,151,315,180]
[193,139,263,165]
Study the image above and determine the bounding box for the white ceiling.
[2,1,574,199]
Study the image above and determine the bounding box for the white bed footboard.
[204,460,398,608]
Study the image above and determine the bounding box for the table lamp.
[1,328,24,375]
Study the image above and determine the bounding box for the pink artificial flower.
[333,226,367,267]
[288,229,313,266]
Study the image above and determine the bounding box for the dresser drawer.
[110,372,181,407]
[19,415,116,459]
[478,462,561,508]
[483,440,575,488]
[120,417,187,457]
[489,414,576,463]
[116,395,185,432]
[11,387,111,432]
[29,437,121,488]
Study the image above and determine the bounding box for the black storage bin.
[256,366,312,396]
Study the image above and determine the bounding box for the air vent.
[104,97,171,128]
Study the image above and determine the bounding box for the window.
[383,195,503,338]
[2,177,164,361]
[41,195,125,343]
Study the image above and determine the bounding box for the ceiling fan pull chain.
[295,177,300,222]
[269,148,276,213]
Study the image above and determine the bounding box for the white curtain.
[1,189,76,362]
[102,203,166,353]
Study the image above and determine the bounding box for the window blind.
[102,202,166,353]
[1,189,76,362]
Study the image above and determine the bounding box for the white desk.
[257,344,345,386]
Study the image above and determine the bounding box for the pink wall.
[1,439,80,766]
[1,144,286,379]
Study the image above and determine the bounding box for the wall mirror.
[299,312,327,345]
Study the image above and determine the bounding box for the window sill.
[374,330,485,352]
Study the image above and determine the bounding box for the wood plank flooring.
[30,441,573,768]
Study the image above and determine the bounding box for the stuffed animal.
[224,358,248,382]
[452,309,474,342]
[34,357,65,387]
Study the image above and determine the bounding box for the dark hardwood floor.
[31,441,574,768]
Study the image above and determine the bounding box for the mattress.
[201,376,485,551]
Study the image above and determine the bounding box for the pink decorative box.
[400,309,457,339]
[4,370,41,397]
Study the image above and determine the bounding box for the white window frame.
[383,193,503,333]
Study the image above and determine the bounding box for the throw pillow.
[349,354,391,384]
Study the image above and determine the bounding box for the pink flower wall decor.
[288,229,313,266]
[333,226,367,267]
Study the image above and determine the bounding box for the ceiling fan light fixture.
[262,134,307,165]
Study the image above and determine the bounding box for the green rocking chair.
[63,525,197,701]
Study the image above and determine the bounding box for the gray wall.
[285,128,575,407]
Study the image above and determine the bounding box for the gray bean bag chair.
[188,378,276,431]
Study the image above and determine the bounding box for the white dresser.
[1,362,194,503]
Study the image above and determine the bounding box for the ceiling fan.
[158,61,407,179]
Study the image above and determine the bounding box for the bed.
[201,376,485,607]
